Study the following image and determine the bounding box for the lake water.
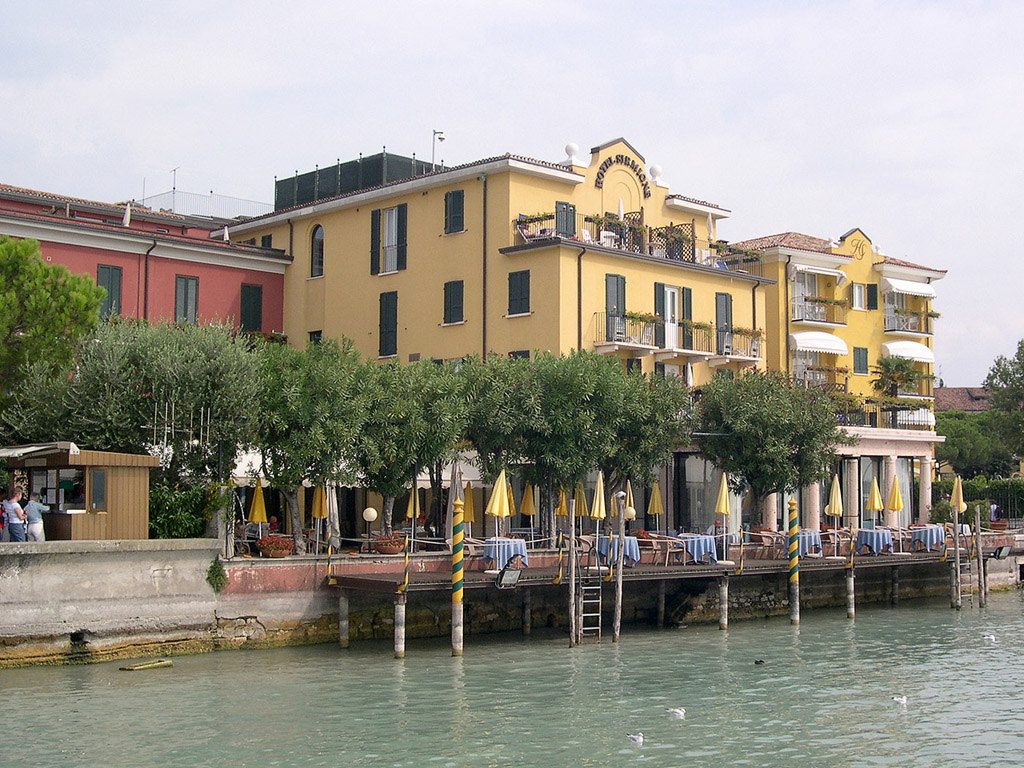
[4,592,1023,767]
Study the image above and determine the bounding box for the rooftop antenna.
[171,167,180,213]
[432,130,445,171]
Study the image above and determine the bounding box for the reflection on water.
[5,593,1024,767]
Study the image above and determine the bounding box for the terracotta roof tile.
[731,231,838,255]
[934,387,990,412]
[880,255,947,275]
[0,182,187,222]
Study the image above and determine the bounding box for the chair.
[600,230,619,248]
[578,229,595,244]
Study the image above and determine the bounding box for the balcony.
[792,369,849,395]
[514,212,766,278]
[654,321,715,363]
[594,312,658,355]
[884,310,933,335]
[791,296,847,325]
[836,403,935,431]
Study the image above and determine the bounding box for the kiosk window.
[90,469,106,512]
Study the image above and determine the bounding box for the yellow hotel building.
[228,138,944,535]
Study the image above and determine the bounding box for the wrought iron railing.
[836,403,934,431]
[660,322,714,353]
[717,330,761,357]
[594,312,658,346]
[792,372,848,394]
[884,310,932,334]
[381,243,399,273]
[791,297,848,324]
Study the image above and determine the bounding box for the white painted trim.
[230,158,585,235]
[879,276,937,298]
[874,261,945,282]
[664,197,731,218]
[0,214,287,274]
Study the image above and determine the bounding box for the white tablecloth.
[483,537,528,569]
[597,535,641,566]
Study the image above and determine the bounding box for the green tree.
[695,371,854,513]
[254,338,365,553]
[871,355,921,398]
[985,338,1024,459]
[935,410,1015,478]
[0,236,104,406]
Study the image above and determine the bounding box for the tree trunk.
[283,488,305,554]
[428,462,444,538]
[382,494,396,535]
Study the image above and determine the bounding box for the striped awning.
[880,277,936,298]
[789,331,848,355]
[789,263,848,286]
[881,340,935,363]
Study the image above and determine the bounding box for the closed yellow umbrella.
[248,478,268,525]
[825,475,843,521]
[574,482,589,519]
[311,485,327,554]
[590,472,607,521]
[405,487,417,520]
[646,480,664,525]
[519,483,536,517]
[484,470,511,535]
[867,477,884,518]
[507,482,517,518]
[885,477,903,516]
[625,480,635,513]
[463,481,476,523]
[555,489,568,517]
[950,475,967,515]
[714,472,730,518]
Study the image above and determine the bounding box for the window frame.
[851,283,866,310]
[379,291,398,358]
[239,283,263,332]
[507,270,531,316]
[444,190,465,234]
[174,275,199,325]
[310,225,324,278]
[97,264,122,319]
[853,347,869,375]
[443,280,464,325]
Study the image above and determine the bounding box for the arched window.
[310,225,324,277]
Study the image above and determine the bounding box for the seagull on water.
[754,659,766,665]
[983,633,996,642]
[892,695,907,706]
[666,708,686,719]
[627,732,644,746]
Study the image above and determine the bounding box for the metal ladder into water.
[959,531,976,607]
[577,545,603,643]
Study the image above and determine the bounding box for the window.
[174,275,198,325]
[555,201,576,237]
[370,204,407,274]
[443,280,464,324]
[866,283,878,310]
[715,292,733,355]
[308,330,323,344]
[260,234,273,248]
[509,350,530,360]
[625,358,642,373]
[240,284,263,332]
[379,291,398,357]
[444,190,464,234]
[311,225,324,277]
[97,264,122,319]
[851,283,866,310]
[508,270,530,315]
[90,469,106,512]
[853,347,869,375]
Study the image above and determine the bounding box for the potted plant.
[256,535,294,558]
[372,531,407,555]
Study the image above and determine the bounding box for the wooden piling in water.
[657,580,666,628]
[891,568,899,606]
[787,499,800,625]
[522,590,532,636]
[394,592,407,659]
[718,574,729,630]
[338,590,349,648]
[612,498,625,643]
[846,569,855,619]
[975,506,986,608]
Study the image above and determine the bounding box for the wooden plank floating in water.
[119,659,173,671]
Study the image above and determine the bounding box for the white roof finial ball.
[649,164,663,182]
[565,142,580,158]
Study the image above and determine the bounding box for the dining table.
[855,528,893,555]
[597,535,641,566]
[910,525,945,552]
[797,530,823,557]
[676,533,718,564]
[483,537,529,569]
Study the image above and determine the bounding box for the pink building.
[0,184,288,332]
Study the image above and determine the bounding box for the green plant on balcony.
[894,307,921,316]
[871,355,922,398]
[829,391,862,412]
[623,310,660,324]
[517,212,553,225]
[730,326,763,340]
[805,296,849,307]
[927,310,941,318]
[681,319,714,334]
[655,226,691,244]
[807,364,849,374]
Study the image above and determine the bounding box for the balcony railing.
[659,322,714,354]
[514,212,766,278]
[381,243,398,273]
[836,403,935,431]
[792,371,848,394]
[898,378,934,398]
[791,297,848,325]
[884,310,932,334]
[717,330,760,358]
[594,312,657,346]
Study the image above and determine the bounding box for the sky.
[2,0,1020,385]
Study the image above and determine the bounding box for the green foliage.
[0,236,104,408]
[984,338,1024,458]
[2,320,261,482]
[149,480,212,538]
[695,371,854,505]
[935,410,1015,478]
[206,557,228,593]
[871,355,921,397]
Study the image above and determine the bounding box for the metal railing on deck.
[792,297,848,324]
[717,330,761,357]
[792,371,848,394]
[837,403,934,431]
[661,322,714,353]
[594,312,657,346]
[884,311,932,334]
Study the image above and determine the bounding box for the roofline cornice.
[664,197,730,218]
[873,260,946,282]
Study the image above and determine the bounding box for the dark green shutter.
[445,190,464,234]
[555,201,576,237]
[396,203,408,270]
[379,291,397,356]
[715,292,732,354]
[654,282,666,347]
[854,347,869,374]
[240,284,262,332]
[681,286,693,348]
[866,283,878,310]
[370,209,381,275]
[444,280,463,324]
[508,271,530,315]
[604,274,625,342]
[97,265,121,318]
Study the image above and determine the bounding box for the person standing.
[2,489,27,542]
[23,493,49,541]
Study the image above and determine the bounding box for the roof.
[589,137,646,163]
[934,387,991,412]
[0,182,188,222]
[880,255,947,275]
[664,194,728,213]
[731,231,836,254]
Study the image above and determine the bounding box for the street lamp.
[362,507,378,553]
[431,130,445,171]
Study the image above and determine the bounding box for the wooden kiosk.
[1,442,158,540]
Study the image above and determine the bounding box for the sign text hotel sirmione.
[595,154,652,198]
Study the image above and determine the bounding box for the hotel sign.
[595,154,652,198]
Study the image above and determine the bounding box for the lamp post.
[431,130,445,171]
[362,507,378,553]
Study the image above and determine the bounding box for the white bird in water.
[892,695,907,706]
[666,708,686,719]
[983,633,996,642]
[627,732,644,746]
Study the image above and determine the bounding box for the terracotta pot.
[260,548,291,558]
[373,539,406,555]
